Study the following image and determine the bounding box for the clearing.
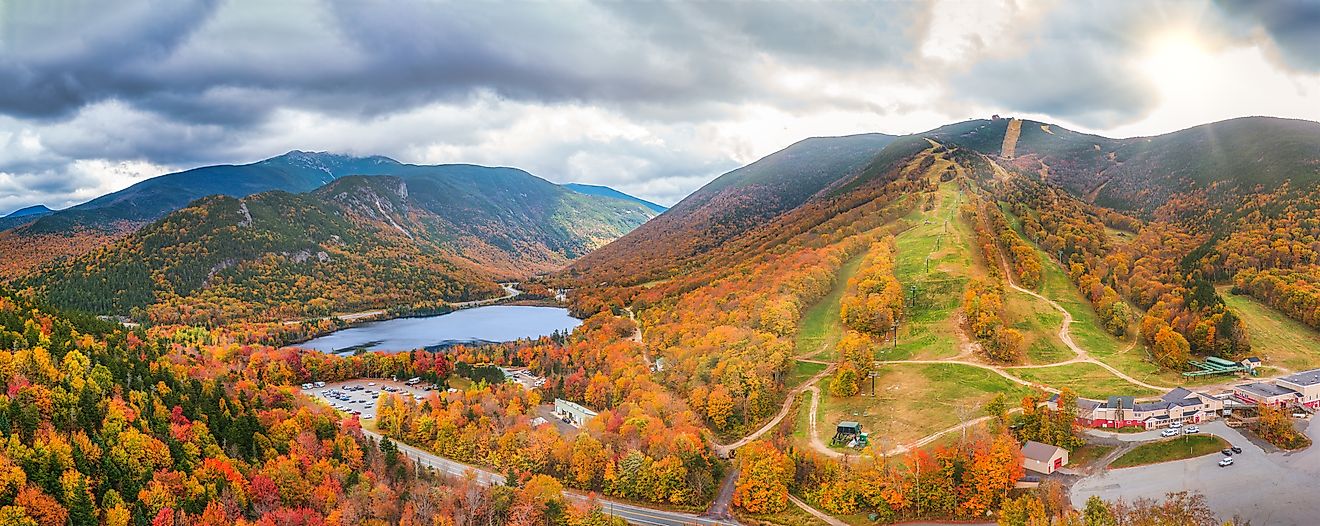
[1003,287,1072,364]
[887,181,983,361]
[795,251,867,361]
[1011,362,1161,399]
[1220,286,1320,373]
[787,360,829,389]
[1109,434,1230,468]
[816,362,1033,449]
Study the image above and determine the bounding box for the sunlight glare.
[1141,32,1211,98]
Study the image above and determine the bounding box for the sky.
[2,0,1319,215]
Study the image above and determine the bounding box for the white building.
[554,398,598,428]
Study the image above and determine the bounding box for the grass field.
[1012,362,1161,399]
[1110,434,1229,468]
[817,362,1033,447]
[786,360,828,389]
[1004,288,1072,364]
[795,252,867,361]
[1068,444,1116,467]
[886,181,982,361]
[1220,287,1320,373]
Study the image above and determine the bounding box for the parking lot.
[1072,418,1320,525]
[303,379,441,421]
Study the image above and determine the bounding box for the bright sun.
[1141,33,1211,95]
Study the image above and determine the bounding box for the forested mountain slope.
[566,133,896,283]
[26,167,657,324]
[564,115,1320,444]
[0,152,660,280]
[564,183,668,213]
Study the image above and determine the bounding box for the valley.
[7,116,1320,526]
[9,5,1320,526]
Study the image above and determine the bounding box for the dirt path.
[714,362,836,457]
[624,306,652,369]
[995,255,1169,391]
[788,494,849,526]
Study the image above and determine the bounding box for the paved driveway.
[1072,418,1319,525]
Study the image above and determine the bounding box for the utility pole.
[891,322,899,350]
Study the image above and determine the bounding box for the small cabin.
[1021,441,1069,475]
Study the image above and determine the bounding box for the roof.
[1133,401,1170,412]
[1105,396,1134,409]
[554,398,599,416]
[1278,369,1320,388]
[1160,387,1194,403]
[1021,441,1065,462]
[837,421,861,430]
[1235,382,1299,399]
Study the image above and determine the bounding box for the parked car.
[1218,457,1234,467]
[1161,429,1179,437]
[1169,421,1183,428]
[1221,448,1234,456]
[1183,425,1200,434]
[1231,446,1243,454]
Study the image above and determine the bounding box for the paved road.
[1071,418,1320,525]
[358,428,739,526]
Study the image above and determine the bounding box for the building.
[554,398,598,428]
[1275,368,1320,409]
[1234,382,1299,407]
[1071,388,1223,429]
[831,422,863,447]
[1021,441,1068,475]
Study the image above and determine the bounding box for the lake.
[297,305,581,353]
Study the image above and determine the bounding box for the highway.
[360,429,740,526]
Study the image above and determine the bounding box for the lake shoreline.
[292,304,583,354]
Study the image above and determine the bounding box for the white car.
[1183,426,1200,434]
[1161,429,1179,437]
[1218,457,1233,467]
[368,382,377,386]
[1169,421,1183,429]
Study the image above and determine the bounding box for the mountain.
[0,204,54,230]
[24,150,405,234]
[567,132,897,282]
[0,152,663,279]
[27,164,658,321]
[564,183,668,213]
[908,116,1320,220]
[3,204,52,217]
[562,116,1320,429]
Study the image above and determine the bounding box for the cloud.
[1215,0,1320,72]
[1,0,1319,212]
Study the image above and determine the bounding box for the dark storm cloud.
[1216,0,1320,71]
[1,0,927,126]
[0,0,222,119]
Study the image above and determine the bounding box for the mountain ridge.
[27,167,659,322]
